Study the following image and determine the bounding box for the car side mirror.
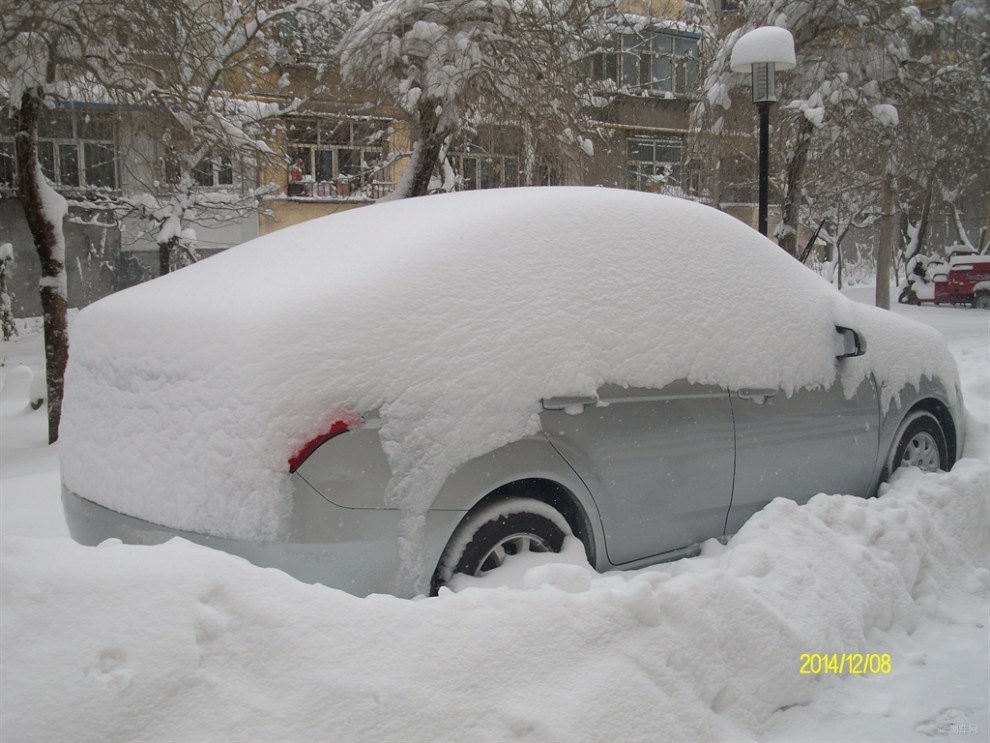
[835,326,866,358]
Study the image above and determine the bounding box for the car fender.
[297,426,608,575]
[428,435,608,570]
[874,375,963,485]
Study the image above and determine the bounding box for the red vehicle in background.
[899,251,990,309]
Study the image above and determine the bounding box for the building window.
[38,110,118,190]
[269,13,344,65]
[587,29,700,97]
[192,155,234,188]
[161,151,235,190]
[0,109,118,191]
[448,126,561,190]
[448,126,525,191]
[627,135,684,191]
[682,0,704,21]
[286,116,390,198]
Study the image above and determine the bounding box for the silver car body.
[64,368,964,597]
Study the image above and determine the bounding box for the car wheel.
[887,411,949,476]
[974,293,990,310]
[434,498,571,591]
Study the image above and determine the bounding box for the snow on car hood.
[60,187,958,545]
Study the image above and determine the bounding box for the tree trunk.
[159,238,172,277]
[876,159,899,310]
[833,215,856,291]
[159,233,193,275]
[835,239,843,290]
[407,101,450,198]
[779,117,815,258]
[15,90,69,443]
[0,249,16,341]
[522,124,535,186]
[912,169,935,259]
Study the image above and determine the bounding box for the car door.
[726,375,880,534]
[540,380,735,566]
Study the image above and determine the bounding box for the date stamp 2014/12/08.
[799,653,891,675]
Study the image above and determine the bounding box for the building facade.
[9,0,983,316]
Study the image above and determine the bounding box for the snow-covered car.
[60,187,964,597]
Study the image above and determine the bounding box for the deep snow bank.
[59,188,958,544]
[3,461,986,743]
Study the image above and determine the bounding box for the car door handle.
[541,396,597,411]
[737,389,778,403]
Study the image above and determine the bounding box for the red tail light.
[288,420,353,473]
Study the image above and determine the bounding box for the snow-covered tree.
[338,0,610,197]
[696,0,990,307]
[896,0,990,258]
[1,0,108,441]
[109,0,357,275]
[0,0,353,440]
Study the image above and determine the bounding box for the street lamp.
[730,26,796,236]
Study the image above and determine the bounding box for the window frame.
[626,134,685,192]
[191,154,235,189]
[0,108,119,192]
[587,27,701,98]
[285,116,390,199]
[448,125,526,191]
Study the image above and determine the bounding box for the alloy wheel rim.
[476,533,552,574]
[901,431,940,472]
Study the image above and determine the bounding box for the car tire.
[886,411,950,478]
[974,292,990,310]
[434,498,571,591]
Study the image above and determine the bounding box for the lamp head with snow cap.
[730,26,796,103]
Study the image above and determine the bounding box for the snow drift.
[3,462,987,742]
[59,187,958,541]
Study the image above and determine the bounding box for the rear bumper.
[61,486,461,597]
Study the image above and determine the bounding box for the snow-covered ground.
[1,288,988,742]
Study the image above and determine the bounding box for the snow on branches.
[338,0,610,197]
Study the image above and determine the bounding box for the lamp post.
[730,27,796,237]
